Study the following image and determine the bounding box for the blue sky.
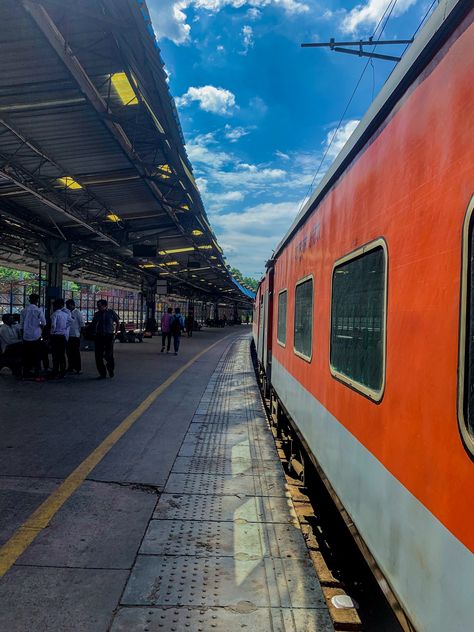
[148,0,434,278]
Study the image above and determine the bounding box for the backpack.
[170,315,181,335]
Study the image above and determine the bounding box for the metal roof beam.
[21,0,188,241]
[0,165,120,246]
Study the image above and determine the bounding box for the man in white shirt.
[66,299,84,374]
[50,298,72,378]
[0,314,22,377]
[20,293,46,380]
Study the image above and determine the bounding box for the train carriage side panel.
[270,9,474,632]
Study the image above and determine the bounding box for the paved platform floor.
[0,331,333,631]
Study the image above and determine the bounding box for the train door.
[262,289,269,369]
[257,293,265,364]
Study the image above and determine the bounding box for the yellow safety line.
[0,333,235,579]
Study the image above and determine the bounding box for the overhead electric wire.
[296,0,400,216]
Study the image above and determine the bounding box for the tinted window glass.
[464,218,474,439]
[294,278,313,359]
[277,291,287,344]
[331,247,385,393]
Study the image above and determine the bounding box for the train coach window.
[294,276,313,361]
[330,240,387,401]
[277,290,287,346]
[459,195,474,455]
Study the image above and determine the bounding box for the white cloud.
[176,85,236,115]
[249,96,268,116]
[246,7,262,19]
[148,0,308,45]
[212,201,300,275]
[149,1,190,45]
[186,132,233,167]
[341,0,418,34]
[224,124,251,142]
[240,25,254,55]
[275,149,290,160]
[324,119,359,161]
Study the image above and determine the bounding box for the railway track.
[253,347,403,632]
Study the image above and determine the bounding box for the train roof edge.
[273,0,472,259]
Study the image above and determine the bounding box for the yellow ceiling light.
[210,255,217,260]
[106,213,121,222]
[165,261,179,266]
[217,263,222,267]
[155,164,172,179]
[198,245,212,250]
[180,204,190,211]
[111,72,138,106]
[160,272,170,276]
[141,263,158,269]
[56,177,82,190]
[159,247,194,255]
[192,229,204,236]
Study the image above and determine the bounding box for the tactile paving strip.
[172,455,283,476]
[140,519,309,559]
[111,606,334,632]
[114,336,332,632]
[121,555,326,608]
[153,493,298,524]
[164,472,288,497]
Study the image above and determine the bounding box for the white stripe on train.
[272,357,474,632]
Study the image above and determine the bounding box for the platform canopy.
[0,0,255,305]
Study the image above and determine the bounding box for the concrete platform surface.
[0,330,333,631]
[112,336,333,632]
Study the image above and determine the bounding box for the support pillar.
[38,239,71,320]
[145,279,157,333]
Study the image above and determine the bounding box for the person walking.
[170,307,184,356]
[91,299,119,378]
[0,314,23,377]
[66,299,84,374]
[160,307,173,353]
[20,293,46,381]
[50,299,72,378]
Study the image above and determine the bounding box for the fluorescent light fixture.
[180,204,190,211]
[165,261,179,266]
[198,245,212,250]
[111,72,138,105]
[192,229,204,236]
[106,213,121,222]
[141,263,158,269]
[159,247,194,255]
[56,177,82,190]
[155,164,172,179]
[210,255,217,260]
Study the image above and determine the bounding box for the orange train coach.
[253,1,474,631]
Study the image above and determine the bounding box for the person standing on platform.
[20,293,46,381]
[0,314,22,377]
[160,307,173,353]
[92,299,119,379]
[185,313,194,338]
[50,299,72,378]
[170,307,185,356]
[66,299,84,374]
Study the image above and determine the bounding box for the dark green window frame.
[293,275,313,361]
[330,239,387,401]
[458,195,474,456]
[277,289,287,346]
